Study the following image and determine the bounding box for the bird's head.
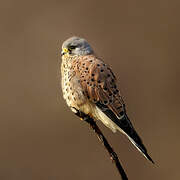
[61,36,94,57]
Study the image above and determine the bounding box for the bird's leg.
[74,110,128,180]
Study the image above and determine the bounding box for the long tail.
[96,102,154,163]
[118,114,154,163]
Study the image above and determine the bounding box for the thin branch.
[83,115,128,180]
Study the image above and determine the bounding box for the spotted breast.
[61,55,94,115]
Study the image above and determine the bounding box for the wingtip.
[144,153,155,164]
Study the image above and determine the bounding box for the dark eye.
[68,45,76,50]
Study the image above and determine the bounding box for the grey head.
[61,36,94,56]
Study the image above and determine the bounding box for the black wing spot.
[109,99,113,103]
[119,111,124,116]
[113,91,117,95]
[104,100,108,105]
[117,106,122,109]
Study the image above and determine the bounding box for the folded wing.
[76,55,154,163]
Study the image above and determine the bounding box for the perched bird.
[60,36,154,164]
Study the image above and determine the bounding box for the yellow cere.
[63,48,69,53]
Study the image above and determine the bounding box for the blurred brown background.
[0,0,180,179]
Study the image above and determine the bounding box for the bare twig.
[83,115,128,180]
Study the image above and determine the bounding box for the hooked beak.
[61,48,69,56]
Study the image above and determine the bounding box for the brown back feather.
[72,55,125,119]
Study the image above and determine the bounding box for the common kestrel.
[60,36,153,178]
